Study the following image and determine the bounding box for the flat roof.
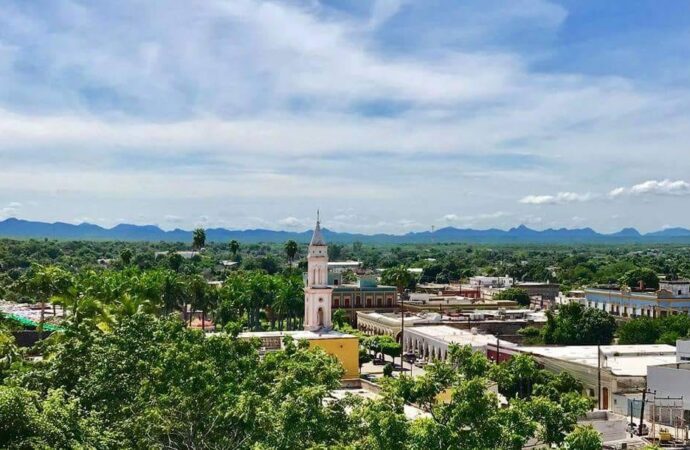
[357,311,442,326]
[238,330,357,340]
[405,325,517,349]
[518,345,677,376]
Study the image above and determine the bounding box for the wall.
[647,365,690,411]
[309,336,360,379]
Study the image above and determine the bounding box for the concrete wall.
[309,336,360,379]
[647,365,690,411]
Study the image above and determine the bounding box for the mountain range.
[2,218,690,244]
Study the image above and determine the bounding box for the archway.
[317,308,324,327]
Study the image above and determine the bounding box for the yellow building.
[238,330,360,380]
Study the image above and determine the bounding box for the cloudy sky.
[1,0,690,234]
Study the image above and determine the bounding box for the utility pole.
[638,387,656,437]
[399,289,408,372]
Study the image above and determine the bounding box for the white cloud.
[0,1,688,232]
[278,216,306,228]
[610,179,690,197]
[519,192,593,205]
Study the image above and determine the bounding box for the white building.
[402,325,517,362]
[518,344,677,412]
[303,215,333,331]
[646,339,690,426]
[469,276,514,288]
[327,261,362,272]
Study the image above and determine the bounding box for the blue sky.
[1,0,690,233]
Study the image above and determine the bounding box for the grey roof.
[310,220,326,246]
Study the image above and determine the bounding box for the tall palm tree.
[161,271,187,315]
[188,275,209,328]
[380,265,413,367]
[192,228,206,250]
[284,240,298,265]
[18,264,72,336]
[229,240,240,259]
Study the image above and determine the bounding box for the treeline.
[618,314,690,345]
[3,238,690,297]
[9,263,305,332]
[0,313,603,450]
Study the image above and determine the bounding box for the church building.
[238,215,360,380]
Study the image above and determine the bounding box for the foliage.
[620,267,659,290]
[517,326,544,345]
[494,287,531,307]
[543,302,616,345]
[618,314,690,345]
[192,228,206,250]
[380,265,414,293]
[5,314,350,449]
[561,425,602,450]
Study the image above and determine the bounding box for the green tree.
[192,228,206,250]
[495,287,531,307]
[543,302,615,345]
[620,268,659,290]
[617,317,661,344]
[229,239,240,258]
[284,240,298,264]
[381,265,414,295]
[332,308,347,329]
[562,425,602,450]
[120,248,133,266]
[16,264,72,334]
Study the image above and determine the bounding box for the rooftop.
[357,311,443,326]
[518,344,677,377]
[328,260,361,267]
[238,329,356,341]
[405,325,517,349]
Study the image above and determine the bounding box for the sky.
[1,0,690,234]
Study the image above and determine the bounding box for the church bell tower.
[304,212,333,331]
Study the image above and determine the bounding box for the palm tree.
[187,275,208,327]
[229,240,240,259]
[284,240,298,265]
[18,264,72,336]
[161,271,187,315]
[380,265,413,367]
[192,228,206,250]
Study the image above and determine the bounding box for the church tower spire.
[304,212,333,331]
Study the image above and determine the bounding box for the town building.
[517,344,678,412]
[515,282,560,309]
[646,339,690,427]
[236,216,360,380]
[584,280,690,317]
[327,261,362,273]
[416,283,482,299]
[238,330,359,379]
[357,311,443,339]
[357,309,545,343]
[402,326,517,363]
[154,250,202,259]
[469,276,514,288]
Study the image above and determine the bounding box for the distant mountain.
[645,227,690,237]
[1,217,690,244]
[608,227,642,238]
